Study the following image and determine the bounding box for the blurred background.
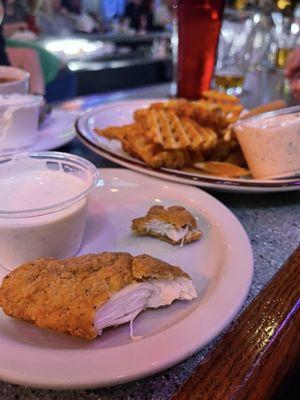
[0,0,299,102]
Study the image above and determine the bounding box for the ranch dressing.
[0,156,96,270]
[235,112,300,179]
[0,170,86,210]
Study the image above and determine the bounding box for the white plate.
[0,168,253,389]
[76,100,300,193]
[0,108,77,155]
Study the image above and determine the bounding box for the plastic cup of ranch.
[0,152,99,270]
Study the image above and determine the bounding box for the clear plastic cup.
[0,152,99,270]
[234,106,300,179]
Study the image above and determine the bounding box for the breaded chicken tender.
[0,253,197,340]
[132,205,202,245]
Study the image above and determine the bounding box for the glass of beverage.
[275,47,292,69]
[213,10,254,95]
[176,0,225,99]
[273,17,299,69]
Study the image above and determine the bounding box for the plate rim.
[75,100,300,192]
[0,168,253,389]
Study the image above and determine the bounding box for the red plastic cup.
[177,0,225,99]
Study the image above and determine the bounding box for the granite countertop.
[1,79,300,399]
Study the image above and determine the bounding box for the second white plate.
[0,168,253,389]
[76,100,300,193]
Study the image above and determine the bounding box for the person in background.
[26,0,42,33]
[100,0,125,22]
[124,0,142,31]
[125,0,154,32]
[4,0,40,34]
[2,0,34,37]
[62,0,99,33]
[4,0,77,101]
[153,0,172,30]
[0,0,45,94]
[6,46,45,94]
[5,37,77,102]
[82,0,104,32]
[37,0,75,35]
[285,47,300,101]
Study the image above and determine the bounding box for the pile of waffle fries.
[95,90,250,178]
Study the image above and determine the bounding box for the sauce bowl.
[0,152,99,270]
[0,66,30,95]
[234,106,300,179]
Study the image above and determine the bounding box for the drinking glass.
[272,16,300,69]
[176,0,225,99]
[247,11,274,70]
[213,10,254,95]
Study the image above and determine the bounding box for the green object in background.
[6,38,61,85]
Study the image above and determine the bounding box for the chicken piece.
[132,205,202,245]
[0,253,197,340]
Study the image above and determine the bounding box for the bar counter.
[0,71,299,400]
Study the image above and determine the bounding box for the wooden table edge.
[170,246,300,400]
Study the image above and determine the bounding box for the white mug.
[0,66,30,95]
[0,94,43,152]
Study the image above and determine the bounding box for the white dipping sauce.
[0,169,88,269]
[235,112,300,179]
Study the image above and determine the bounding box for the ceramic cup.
[0,66,30,95]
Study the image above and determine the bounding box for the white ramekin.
[234,106,300,179]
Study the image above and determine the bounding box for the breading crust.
[0,252,188,339]
[131,205,202,245]
[132,205,197,230]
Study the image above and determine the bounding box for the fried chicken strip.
[0,253,196,339]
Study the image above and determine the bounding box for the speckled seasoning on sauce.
[235,112,300,179]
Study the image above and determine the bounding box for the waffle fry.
[134,100,188,123]
[196,125,218,150]
[208,141,234,161]
[95,123,139,141]
[217,104,243,123]
[149,99,188,112]
[202,90,240,104]
[180,117,205,150]
[146,110,190,150]
[145,110,218,152]
[202,90,243,123]
[183,101,230,132]
[153,149,189,169]
[133,109,149,123]
[224,149,247,167]
[93,92,253,175]
[193,161,250,178]
[119,123,189,169]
